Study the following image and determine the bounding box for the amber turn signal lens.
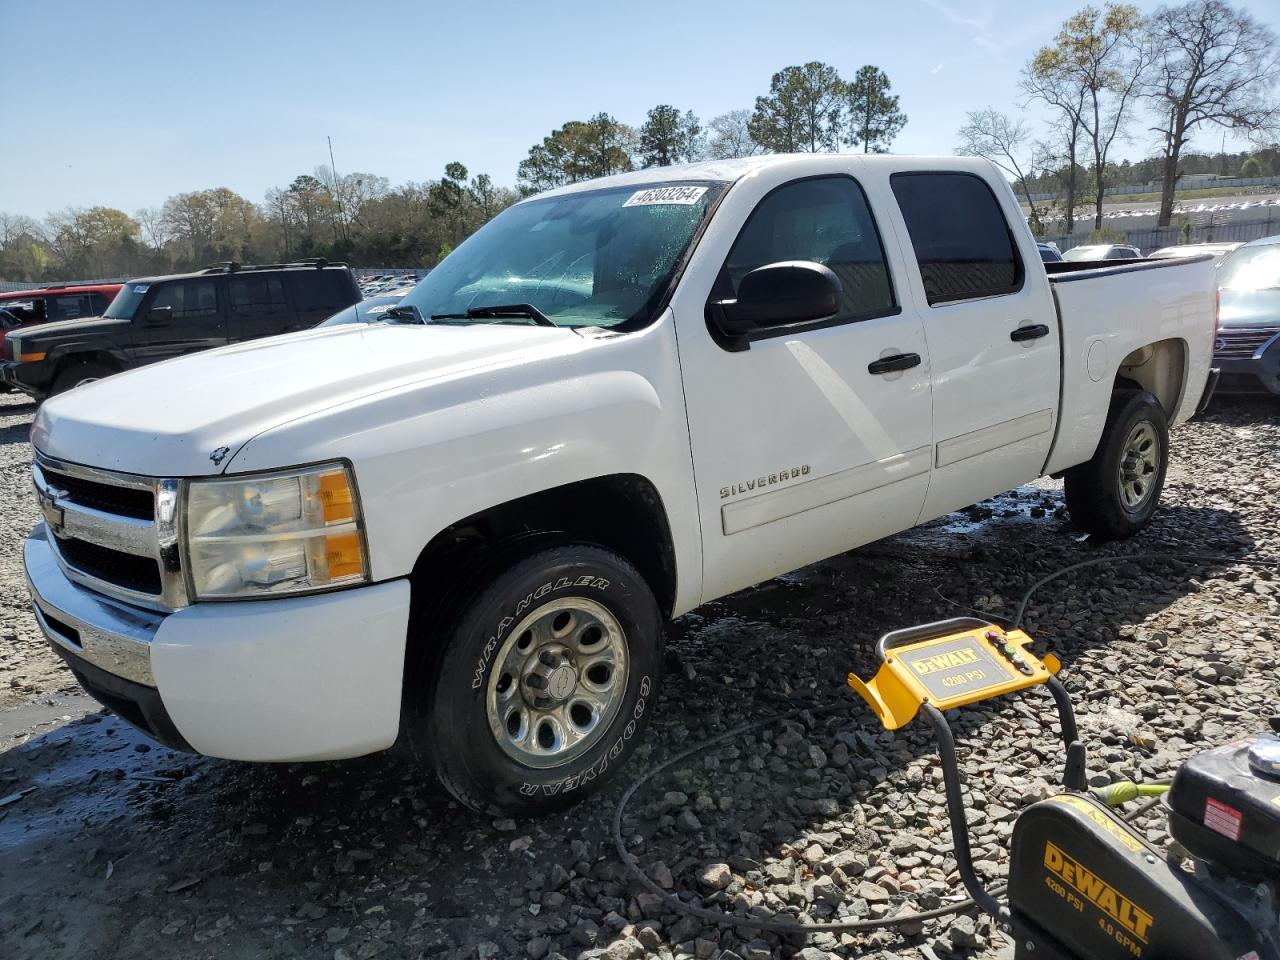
[18,352,46,363]
[317,470,355,524]
[324,532,364,580]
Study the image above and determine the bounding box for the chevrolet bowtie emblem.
[35,485,67,533]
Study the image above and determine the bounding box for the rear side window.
[719,176,896,321]
[229,275,288,315]
[150,279,219,318]
[890,172,1023,305]
[48,293,97,321]
[292,271,350,312]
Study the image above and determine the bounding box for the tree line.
[958,0,1279,234]
[516,62,905,193]
[0,162,519,283]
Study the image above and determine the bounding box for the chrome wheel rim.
[485,597,628,769]
[1117,420,1159,510]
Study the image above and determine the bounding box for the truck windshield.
[1218,245,1280,291]
[399,181,724,329]
[104,282,153,320]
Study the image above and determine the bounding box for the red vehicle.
[0,282,123,329]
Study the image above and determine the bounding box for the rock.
[572,919,600,946]
[676,810,702,833]
[949,915,981,948]
[698,862,732,891]
[526,938,551,959]
[856,880,890,903]
[476,943,500,960]
[605,936,644,960]
[811,874,843,905]
[651,861,674,889]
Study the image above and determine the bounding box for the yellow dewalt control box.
[849,623,1059,730]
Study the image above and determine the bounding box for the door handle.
[1010,323,1050,342]
[867,352,921,375]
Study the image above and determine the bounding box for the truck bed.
[1042,254,1216,475]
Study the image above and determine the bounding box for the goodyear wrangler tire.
[422,544,662,816]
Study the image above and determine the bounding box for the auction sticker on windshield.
[623,186,708,207]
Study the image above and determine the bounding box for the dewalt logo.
[910,647,980,676]
[1044,842,1154,944]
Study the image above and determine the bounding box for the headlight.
[184,462,368,600]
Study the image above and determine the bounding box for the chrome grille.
[33,452,187,611]
[1215,325,1280,359]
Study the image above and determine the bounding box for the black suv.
[1,260,360,400]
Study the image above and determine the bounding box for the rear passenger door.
[227,274,296,342]
[288,271,347,329]
[887,170,1060,522]
[130,278,229,364]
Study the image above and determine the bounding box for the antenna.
[328,135,345,243]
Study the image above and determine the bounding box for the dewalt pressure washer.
[848,616,1280,960]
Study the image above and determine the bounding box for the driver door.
[676,173,934,603]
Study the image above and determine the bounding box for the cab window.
[150,280,219,318]
[717,176,897,322]
[890,172,1023,305]
[229,275,288,315]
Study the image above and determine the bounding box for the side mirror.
[709,261,842,341]
[383,304,426,325]
[145,305,172,324]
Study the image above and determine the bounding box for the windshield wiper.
[430,303,557,327]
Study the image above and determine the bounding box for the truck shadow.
[0,495,1264,960]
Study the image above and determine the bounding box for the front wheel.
[50,361,113,396]
[415,544,662,816]
[1063,389,1169,539]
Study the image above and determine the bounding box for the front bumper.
[24,525,412,761]
[1213,336,1280,396]
[1,359,47,399]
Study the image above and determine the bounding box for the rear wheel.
[1063,389,1169,539]
[50,361,113,396]
[412,543,662,816]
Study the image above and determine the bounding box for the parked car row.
[1038,195,1280,224]
[1033,238,1277,396]
[0,282,123,329]
[1,260,359,399]
[6,231,1276,408]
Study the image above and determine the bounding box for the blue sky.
[2,0,1278,219]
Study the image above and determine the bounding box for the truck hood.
[33,323,577,476]
[7,314,125,345]
[1218,287,1280,328]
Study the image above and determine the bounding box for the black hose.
[610,702,1004,934]
[611,550,1279,939]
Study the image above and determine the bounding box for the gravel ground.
[0,390,1277,960]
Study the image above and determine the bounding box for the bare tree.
[0,212,44,248]
[1022,66,1089,233]
[957,108,1045,233]
[1145,0,1280,226]
[706,110,761,159]
[1030,4,1151,230]
[135,207,172,250]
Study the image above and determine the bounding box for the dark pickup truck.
[1,260,360,400]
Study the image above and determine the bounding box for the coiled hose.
[611,551,1279,937]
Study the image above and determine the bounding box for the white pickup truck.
[22,155,1216,816]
